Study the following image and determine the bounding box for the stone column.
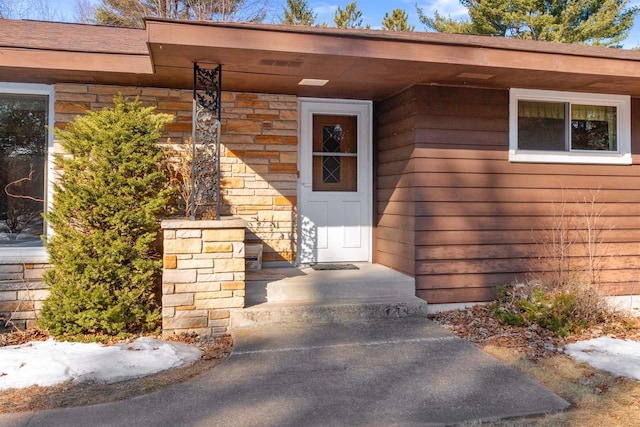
[161,219,246,337]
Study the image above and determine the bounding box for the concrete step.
[231,296,429,329]
[246,263,415,305]
[245,280,416,305]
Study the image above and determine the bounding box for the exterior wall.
[220,92,298,266]
[161,219,245,336]
[54,84,193,142]
[55,84,298,266]
[405,85,640,304]
[0,84,298,331]
[0,263,49,330]
[374,88,417,276]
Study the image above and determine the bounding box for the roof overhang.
[3,19,640,99]
[145,19,640,99]
[0,48,151,74]
[0,20,153,86]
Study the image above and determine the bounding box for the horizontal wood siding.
[374,88,417,275]
[414,86,640,304]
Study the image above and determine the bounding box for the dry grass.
[482,346,640,426]
[433,306,640,426]
[0,334,232,414]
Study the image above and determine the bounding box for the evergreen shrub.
[38,96,173,337]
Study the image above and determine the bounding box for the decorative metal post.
[191,63,222,220]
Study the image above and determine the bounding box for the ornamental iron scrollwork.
[191,63,222,220]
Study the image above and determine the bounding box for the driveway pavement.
[1,318,569,426]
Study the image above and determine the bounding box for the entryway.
[238,262,425,325]
[244,263,414,303]
[298,99,372,264]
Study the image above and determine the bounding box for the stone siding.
[161,219,245,337]
[54,84,299,266]
[54,84,193,144]
[0,263,49,330]
[220,92,298,266]
[0,84,299,332]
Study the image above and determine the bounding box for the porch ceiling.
[146,19,640,100]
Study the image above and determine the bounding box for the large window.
[509,89,631,164]
[0,84,53,250]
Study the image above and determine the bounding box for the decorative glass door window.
[312,114,357,192]
[0,93,48,247]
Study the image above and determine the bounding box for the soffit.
[146,19,640,99]
[3,19,640,98]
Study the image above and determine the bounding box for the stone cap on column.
[161,217,247,230]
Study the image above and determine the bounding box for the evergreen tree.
[417,0,637,47]
[94,0,158,27]
[280,0,316,25]
[382,8,414,31]
[334,2,369,29]
[38,97,173,337]
[94,0,268,27]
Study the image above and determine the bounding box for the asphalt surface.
[0,318,570,426]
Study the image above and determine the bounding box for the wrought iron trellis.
[191,63,222,220]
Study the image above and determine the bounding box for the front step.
[245,263,416,305]
[231,296,429,329]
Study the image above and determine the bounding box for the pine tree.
[94,0,183,27]
[94,0,268,27]
[382,8,414,31]
[334,2,369,29]
[38,97,173,338]
[417,0,638,47]
[280,0,316,25]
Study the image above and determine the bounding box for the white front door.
[298,99,372,263]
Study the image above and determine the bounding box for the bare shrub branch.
[160,140,217,219]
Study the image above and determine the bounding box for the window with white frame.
[509,89,631,164]
[0,84,53,250]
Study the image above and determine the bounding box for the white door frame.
[297,97,373,264]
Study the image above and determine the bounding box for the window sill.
[0,248,48,265]
[509,150,632,165]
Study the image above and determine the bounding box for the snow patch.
[565,337,640,380]
[0,337,202,390]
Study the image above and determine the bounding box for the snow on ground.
[3,334,638,391]
[565,337,640,380]
[0,337,202,390]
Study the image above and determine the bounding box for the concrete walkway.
[2,318,569,427]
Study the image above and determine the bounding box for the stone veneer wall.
[220,92,298,265]
[0,262,50,330]
[55,84,299,266]
[1,84,298,331]
[161,219,245,336]
[54,84,193,143]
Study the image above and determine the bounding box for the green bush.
[493,285,585,337]
[38,96,173,338]
[520,289,584,336]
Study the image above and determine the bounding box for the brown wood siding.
[414,86,640,304]
[374,88,417,276]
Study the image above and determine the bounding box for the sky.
[35,0,640,49]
